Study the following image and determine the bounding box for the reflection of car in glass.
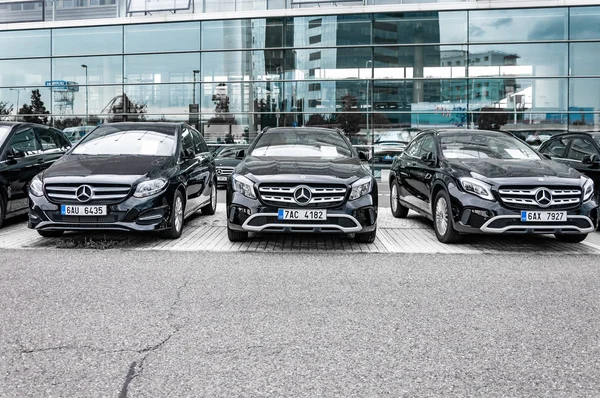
[373,128,422,163]
[0,122,71,229]
[29,123,217,239]
[62,126,96,143]
[389,129,597,244]
[226,127,378,243]
[214,145,248,188]
[507,130,558,149]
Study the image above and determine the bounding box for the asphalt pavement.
[1,250,599,397]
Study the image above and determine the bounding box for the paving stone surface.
[1,204,599,254]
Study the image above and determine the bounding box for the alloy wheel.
[174,196,183,232]
[435,196,448,236]
[391,183,398,213]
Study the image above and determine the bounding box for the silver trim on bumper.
[480,215,595,234]
[241,212,362,233]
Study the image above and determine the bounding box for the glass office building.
[1,0,600,147]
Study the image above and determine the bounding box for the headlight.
[233,175,256,199]
[29,174,44,197]
[349,177,372,201]
[133,178,168,198]
[459,177,494,201]
[583,177,595,202]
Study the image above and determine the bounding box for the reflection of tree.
[19,89,50,125]
[336,94,362,144]
[54,117,83,130]
[0,101,13,121]
[477,107,508,130]
[102,93,147,122]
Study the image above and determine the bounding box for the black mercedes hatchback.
[226,127,378,243]
[389,129,598,243]
[28,122,217,239]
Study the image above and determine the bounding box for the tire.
[355,227,377,243]
[390,180,409,218]
[0,193,5,230]
[555,233,587,244]
[227,224,248,242]
[160,190,185,239]
[201,180,217,216]
[433,189,462,243]
[37,230,64,238]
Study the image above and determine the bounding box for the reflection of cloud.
[490,17,513,28]
[470,26,485,37]
[527,19,564,41]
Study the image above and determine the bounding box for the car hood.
[450,158,583,184]
[237,156,371,184]
[42,154,175,185]
[215,158,241,168]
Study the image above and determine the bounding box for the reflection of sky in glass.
[52,26,122,56]
[0,30,50,59]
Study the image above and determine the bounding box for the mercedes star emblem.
[534,188,552,207]
[76,185,93,203]
[293,185,312,206]
[216,168,222,175]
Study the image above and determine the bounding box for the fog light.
[471,209,489,218]
[29,213,39,220]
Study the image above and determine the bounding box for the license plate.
[278,209,327,220]
[521,211,566,222]
[61,205,107,216]
[217,176,228,181]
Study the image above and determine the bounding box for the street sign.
[45,80,79,92]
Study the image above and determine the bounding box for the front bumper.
[28,190,174,232]
[446,183,598,235]
[227,192,377,234]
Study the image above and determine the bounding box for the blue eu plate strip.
[61,205,66,215]
[278,209,284,220]
[520,211,526,222]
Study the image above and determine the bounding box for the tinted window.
[189,128,208,153]
[541,137,569,158]
[440,133,540,160]
[0,126,11,144]
[251,130,352,158]
[181,128,196,157]
[35,128,63,151]
[404,136,424,158]
[568,138,598,161]
[73,128,175,156]
[418,135,436,158]
[216,147,241,158]
[8,128,41,156]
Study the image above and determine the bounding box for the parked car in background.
[0,122,71,229]
[214,145,248,188]
[389,129,597,243]
[507,130,557,149]
[227,127,378,243]
[29,122,217,239]
[62,126,96,143]
[538,132,600,197]
[373,128,422,163]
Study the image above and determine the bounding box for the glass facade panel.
[53,26,122,56]
[570,43,600,76]
[374,45,467,79]
[0,29,50,59]
[469,8,567,43]
[53,56,122,85]
[286,14,372,47]
[283,80,368,113]
[570,78,600,114]
[201,20,255,50]
[0,58,50,87]
[125,53,200,84]
[0,87,51,117]
[570,6,600,40]
[374,79,468,113]
[288,47,372,80]
[374,11,467,45]
[124,84,194,115]
[124,22,200,53]
[468,43,568,77]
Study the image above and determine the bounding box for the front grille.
[216,167,235,176]
[258,183,347,208]
[45,210,127,223]
[45,183,132,205]
[498,186,581,210]
[246,215,357,228]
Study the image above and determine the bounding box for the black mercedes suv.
[28,122,217,239]
[0,122,71,229]
[389,129,598,243]
[226,127,378,243]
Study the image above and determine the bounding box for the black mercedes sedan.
[0,122,71,229]
[28,122,217,239]
[214,145,248,188]
[226,127,378,243]
[389,129,598,243]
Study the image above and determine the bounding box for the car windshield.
[250,130,353,158]
[216,147,243,159]
[375,131,420,143]
[0,126,11,144]
[441,133,541,160]
[72,127,175,156]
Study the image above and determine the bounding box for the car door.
[1,127,45,214]
[397,135,425,208]
[179,126,205,215]
[34,126,71,166]
[411,134,438,212]
[565,136,600,188]
[189,126,214,204]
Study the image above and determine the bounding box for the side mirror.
[7,148,24,159]
[235,149,245,159]
[181,148,194,160]
[358,150,371,162]
[542,153,552,160]
[421,151,435,164]
[582,154,600,164]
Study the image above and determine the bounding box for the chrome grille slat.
[216,167,235,176]
[45,183,131,204]
[258,183,348,208]
[499,186,581,209]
